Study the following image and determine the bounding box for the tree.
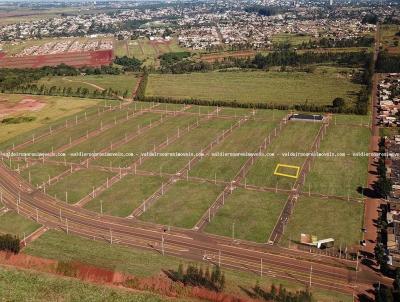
[332,97,345,108]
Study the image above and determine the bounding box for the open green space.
[46,168,115,204]
[24,230,352,302]
[271,33,315,46]
[20,163,67,187]
[380,24,400,54]
[146,69,362,106]
[20,102,146,153]
[65,112,160,162]
[93,114,198,168]
[85,174,165,217]
[0,210,41,238]
[189,119,278,181]
[139,118,233,174]
[0,266,181,302]
[304,124,370,198]
[0,94,102,149]
[245,121,321,189]
[205,189,287,243]
[281,196,364,248]
[35,73,140,97]
[140,180,223,228]
[24,104,152,156]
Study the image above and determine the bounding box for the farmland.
[145,69,362,106]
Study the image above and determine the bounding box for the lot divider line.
[17,103,162,175]
[193,115,290,231]
[30,105,184,192]
[127,108,253,218]
[268,117,331,245]
[73,105,197,208]
[8,101,133,152]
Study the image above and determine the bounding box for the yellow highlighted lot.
[273,164,300,179]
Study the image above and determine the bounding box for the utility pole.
[309,265,313,288]
[260,258,263,277]
[232,222,235,241]
[100,200,103,215]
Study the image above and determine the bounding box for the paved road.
[0,163,392,295]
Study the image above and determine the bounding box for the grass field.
[125,38,188,67]
[0,94,101,147]
[23,230,352,302]
[46,168,115,204]
[139,118,233,174]
[304,124,370,198]
[92,114,199,168]
[189,119,278,182]
[85,174,166,217]
[245,121,321,189]
[281,196,364,248]
[140,180,223,228]
[21,102,152,153]
[271,33,314,46]
[205,189,288,243]
[0,210,41,238]
[20,163,67,187]
[35,73,140,97]
[0,266,182,302]
[146,69,362,106]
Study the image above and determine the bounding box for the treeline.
[375,137,392,198]
[0,64,122,91]
[160,50,372,74]
[299,36,374,49]
[6,84,127,100]
[136,95,366,114]
[135,72,148,101]
[250,283,313,302]
[170,264,225,292]
[376,52,400,73]
[244,5,281,16]
[0,234,20,254]
[114,56,142,71]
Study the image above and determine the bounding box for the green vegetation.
[140,180,223,228]
[380,24,400,54]
[0,234,20,254]
[20,163,68,187]
[139,118,233,174]
[305,124,370,198]
[46,168,115,204]
[205,189,287,243]
[189,119,278,182]
[0,211,41,238]
[93,114,199,168]
[1,116,36,124]
[245,121,321,189]
[0,94,100,147]
[281,196,364,248]
[34,73,140,98]
[0,266,181,302]
[21,102,150,153]
[146,69,362,106]
[24,230,352,302]
[85,175,165,217]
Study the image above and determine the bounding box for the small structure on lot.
[289,113,324,122]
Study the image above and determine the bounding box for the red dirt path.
[0,98,45,117]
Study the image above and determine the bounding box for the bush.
[0,234,20,254]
